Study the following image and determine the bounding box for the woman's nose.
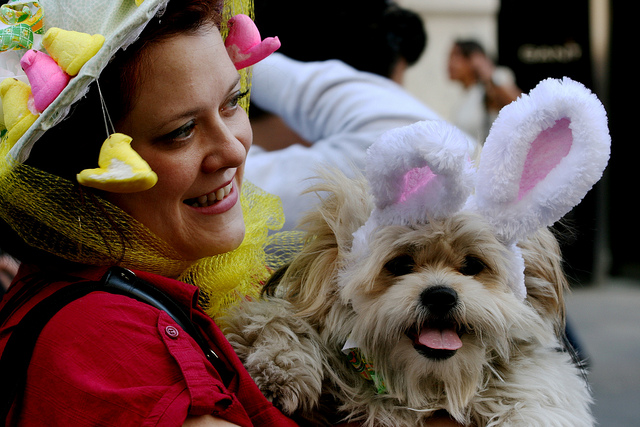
[201,123,249,173]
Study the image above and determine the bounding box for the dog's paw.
[221,297,325,414]
[246,346,324,414]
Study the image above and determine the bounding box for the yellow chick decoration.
[77,133,158,193]
[41,27,105,76]
[0,78,39,149]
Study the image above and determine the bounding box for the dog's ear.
[363,120,475,227]
[471,77,610,245]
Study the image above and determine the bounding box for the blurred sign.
[498,0,593,92]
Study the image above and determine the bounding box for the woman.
[0,0,296,425]
[0,0,465,425]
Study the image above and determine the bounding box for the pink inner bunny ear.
[364,120,474,226]
[518,117,573,200]
[399,165,436,203]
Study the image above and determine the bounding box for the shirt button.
[165,325,180,338]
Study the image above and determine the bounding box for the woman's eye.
[222,90,249,113]
[161,120,196,143]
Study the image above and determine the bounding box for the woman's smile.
[184,178,237,212]
[185,180,234,208]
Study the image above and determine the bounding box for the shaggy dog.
[222,78,609,426]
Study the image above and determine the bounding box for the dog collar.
[342,338,387,394]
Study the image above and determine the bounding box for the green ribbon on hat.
[0,1,44,31]
[0,23,33,51]
[0,1,45,52]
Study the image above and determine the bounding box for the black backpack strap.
[0,271,77,329]
[0,280,102,422]
[0,267,233,424]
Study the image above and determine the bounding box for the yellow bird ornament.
[77,133,158,193]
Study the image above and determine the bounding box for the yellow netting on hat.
[0,0,307,318]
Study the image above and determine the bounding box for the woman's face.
[107,26,252,262]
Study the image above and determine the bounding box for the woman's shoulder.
[18,283,217,425]
[35,288,177,379]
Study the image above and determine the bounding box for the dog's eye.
[384,254,415,276]
[459,255,486,276]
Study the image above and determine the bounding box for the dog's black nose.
[421,286,458,315]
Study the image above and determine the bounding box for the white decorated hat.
[1,0,171,164]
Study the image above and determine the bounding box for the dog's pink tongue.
[418,327,462,350]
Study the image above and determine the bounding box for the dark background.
[498,0,635,285]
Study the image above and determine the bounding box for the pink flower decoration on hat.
[225,14,280,70]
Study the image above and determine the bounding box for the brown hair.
[454,39,486,59]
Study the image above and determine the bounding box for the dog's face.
[337,210,549,407]
[283,168,569,415]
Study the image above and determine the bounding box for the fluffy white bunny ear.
[364,120,475,226]
[472,77,611,244]
[349,120,474,263]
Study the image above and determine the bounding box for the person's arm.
[250,53,440,148]
[245,53,443,229]
[469,52,521,110]
[0,253,19,290]
[16,289,255,426]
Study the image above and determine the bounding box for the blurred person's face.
[447,45,474,85]
[107,26,252,264]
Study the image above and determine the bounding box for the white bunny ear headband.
[350,77,611,300]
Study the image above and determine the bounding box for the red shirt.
[0,264,298,427]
